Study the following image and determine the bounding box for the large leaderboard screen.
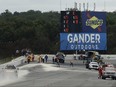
[61,11,82,33]
[60,11,107,51]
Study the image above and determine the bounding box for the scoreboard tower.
[60,11,107,51]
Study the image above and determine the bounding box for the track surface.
[1,56,116,87]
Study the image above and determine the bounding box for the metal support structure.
[76,50,78,59]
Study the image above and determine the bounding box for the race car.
[3,64,19,79]
[87,62,99,70]
[55,52,65,63]
[102,65,116,80]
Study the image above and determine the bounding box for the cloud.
[0,0,115,13]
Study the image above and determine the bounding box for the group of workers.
[25,53,74,67]
[25,54,48,64]
[38,55,48,63]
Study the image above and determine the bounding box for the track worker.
[98,66,103,79]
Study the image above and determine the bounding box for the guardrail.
[0,56,25,69]
[0,54,116,69]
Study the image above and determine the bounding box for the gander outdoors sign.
[60,11,107,51]
[60,33,107,50]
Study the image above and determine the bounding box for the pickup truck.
[102,66,116,80]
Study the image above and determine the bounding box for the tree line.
[0,10,116,58]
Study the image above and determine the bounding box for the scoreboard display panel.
[61,11,82,33]
[60,11,107,51]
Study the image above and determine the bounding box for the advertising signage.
[60,11,107,51]
[60,33,107,50]
[82,11,106,33]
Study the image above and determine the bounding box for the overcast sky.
[0,0,115,13]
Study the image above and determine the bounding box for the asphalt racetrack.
[0,55,116,87]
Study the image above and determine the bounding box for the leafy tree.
[0,10,116,57]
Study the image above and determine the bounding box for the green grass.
[0,57,14,64]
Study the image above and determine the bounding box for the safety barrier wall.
[0,54,116,69]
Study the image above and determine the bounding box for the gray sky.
[0,0,115,13]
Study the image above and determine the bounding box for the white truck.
[102,66,116,80]
[88,62,99,70]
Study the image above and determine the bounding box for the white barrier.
[10,56,25,66]
[0,54,116,69]
[0,56,25,69]
[34,54,116,60]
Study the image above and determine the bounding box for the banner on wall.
[60,33,107,50]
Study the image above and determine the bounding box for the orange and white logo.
[86,16,103,29]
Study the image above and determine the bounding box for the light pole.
[75,41,78,60]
